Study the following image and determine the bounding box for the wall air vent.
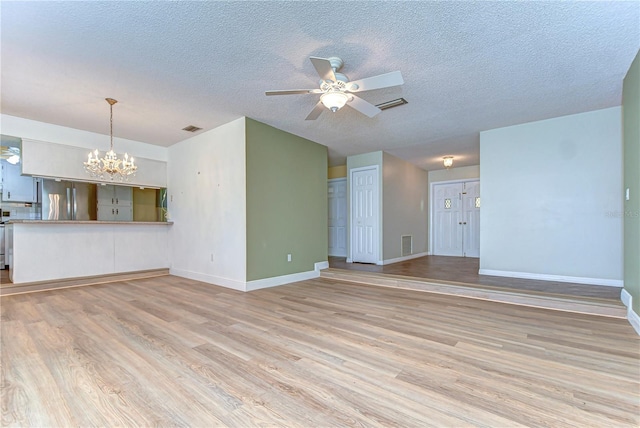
[401,235,413,257]
[182,125,202,133]
[376,98,408,111]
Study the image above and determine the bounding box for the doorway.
[328,178,347,257]
[350,166,379,264]
[432,180,480,257]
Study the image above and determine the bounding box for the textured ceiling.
[1,1,638,170]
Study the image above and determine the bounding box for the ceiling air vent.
[376,98,408,111]
[182,125,202,133]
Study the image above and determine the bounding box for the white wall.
[479,107,623,286]
[167,117,247,290]
[2,114,168,187]
[1,114,167,161]
[428,165,480,184]
[21,138,167,187]
[382,152,428,262]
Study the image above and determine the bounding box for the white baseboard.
[315,261,329,270]
[621,288,632,308]
[170,268,246,291]
[621,289,640,335]
[478,269,623,287]
[246,269,320,291]
[172,261,327,293]
[378,251,430,266]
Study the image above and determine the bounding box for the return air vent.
[376,98,408,111]
[182,125,202,132]
[401,235,413,257]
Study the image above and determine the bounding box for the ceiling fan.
[266,56,404,120]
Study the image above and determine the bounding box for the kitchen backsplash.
[0,201,41,221]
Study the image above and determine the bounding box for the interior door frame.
[430,178,480,256]
[349,165,380,264]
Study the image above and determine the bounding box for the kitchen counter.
[7,220,171,284]
[8,220,173,225]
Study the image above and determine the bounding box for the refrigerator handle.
[72,188,77,220]
[66,188,72,219]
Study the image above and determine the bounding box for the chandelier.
[84,98,137,181]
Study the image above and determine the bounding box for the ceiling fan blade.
[347,95,382,118]
[347,71,404,92]
[310,57,337,82]
[266,89,322,96]
[305,101,325,120]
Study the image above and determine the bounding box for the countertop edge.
[7,220,174,225]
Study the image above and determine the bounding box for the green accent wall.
[623,50,640,315]
[245,118,328,281]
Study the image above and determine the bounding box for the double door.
[432,180,480,257]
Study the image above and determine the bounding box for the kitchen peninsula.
[6,220,172,284]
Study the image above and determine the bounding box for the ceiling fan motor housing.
[327,57,344,72]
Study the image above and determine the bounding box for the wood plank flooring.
[329,256,622,300]
[2,275,639,427]
[321,268,627,318]
[0,269,9,285]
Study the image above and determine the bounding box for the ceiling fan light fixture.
[320,91,349,112]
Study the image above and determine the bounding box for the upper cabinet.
[97,185,133,221]
[20,138,167,188]
[1,162,37,202]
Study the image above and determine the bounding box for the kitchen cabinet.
[97,204,132,221]
[97,185,133,221]
[97,184,132,206]
[1,162,37,202]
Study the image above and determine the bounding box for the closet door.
[351,167,379,264]
[328,178,347,257]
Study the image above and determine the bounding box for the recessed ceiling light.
[182,125,202,132]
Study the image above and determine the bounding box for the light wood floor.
[0,269,9,285]
[2,275,638,427]
[329,256,622,300]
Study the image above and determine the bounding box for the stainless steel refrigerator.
[41,180,97,220]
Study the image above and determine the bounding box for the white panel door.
[462,181,481,258]
[433,182,463,256]
[433,180,480,257]
[328,178,347,257]
[351,167,379,264]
